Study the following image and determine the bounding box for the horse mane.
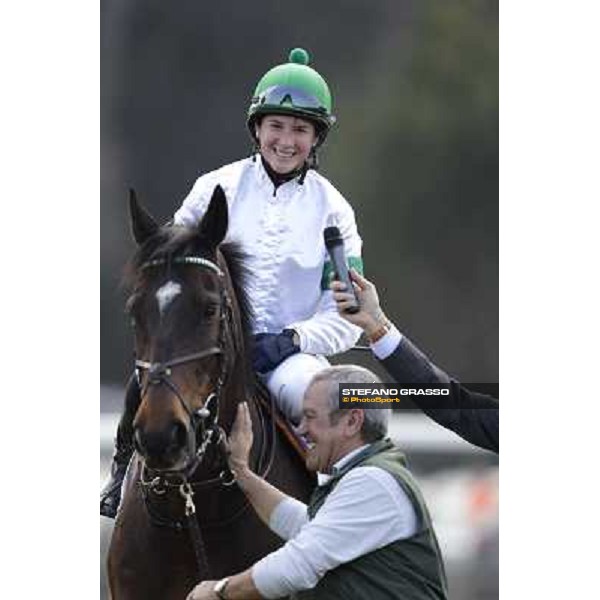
[123,224,256,390]
[218,241,255,364]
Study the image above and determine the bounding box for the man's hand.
[330,269,388,337]
[227,402,253,476]
[186,570,263,600]
[186,580,218,600]
[225,403,291,525]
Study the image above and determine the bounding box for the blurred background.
[101,0,498,598]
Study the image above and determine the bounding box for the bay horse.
[107,186,315,599]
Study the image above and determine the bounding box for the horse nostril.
[133,423,189,468]
[173,421,188,450]
[136,428,174,460]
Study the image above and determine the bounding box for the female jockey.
[101,48,364,518]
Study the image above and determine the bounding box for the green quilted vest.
[295,439,448,600]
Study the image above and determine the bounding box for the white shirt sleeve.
[288,199,363,355]
[173,162,239,226]
[251,466,418,599]
[268,496,309,541]
[370,325,403,360]
[173,175,214,226]
[289,290,362,355]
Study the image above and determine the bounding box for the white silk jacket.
[173,156,362,356]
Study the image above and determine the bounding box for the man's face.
[298,380,350,474]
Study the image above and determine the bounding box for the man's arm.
[331,270,499,453]
[227,403,305,527]
[233,465,293,527]
[186,403,308,600]
[379,335,499,453]
[251,466,417,598]
[188,414,417,599]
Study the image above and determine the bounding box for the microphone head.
[323,226,342,248]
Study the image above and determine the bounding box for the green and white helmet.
[247,48,336,147]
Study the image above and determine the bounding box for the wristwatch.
[213,577,230,599]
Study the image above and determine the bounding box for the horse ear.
[129,188,159,245]
[198,185,228,247]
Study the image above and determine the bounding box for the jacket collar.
[253,153,310,192]
[317,438,395,486]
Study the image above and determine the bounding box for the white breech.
[264,353,331,424]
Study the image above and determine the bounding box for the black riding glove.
[252,329,300,374]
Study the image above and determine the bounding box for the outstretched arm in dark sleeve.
[331,270,498,453]
[380,335,499,453]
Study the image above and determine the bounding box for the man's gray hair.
[309,365,390,443]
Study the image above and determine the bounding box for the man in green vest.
[186,365,448,600]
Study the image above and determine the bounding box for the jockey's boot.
[100,375,140,518]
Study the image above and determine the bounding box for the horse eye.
[204,303,218,318]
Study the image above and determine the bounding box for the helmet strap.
[309,145,319,170]
[298,146,318,185]
[250,137,260,162]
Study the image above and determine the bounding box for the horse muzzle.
[134,420,194,472]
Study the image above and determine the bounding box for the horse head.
[125,186,251,475]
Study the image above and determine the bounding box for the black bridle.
[131,253,278,579]
[134,255,234,480]
[132,254,238,578]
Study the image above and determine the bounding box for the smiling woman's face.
[255,114,317,174]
